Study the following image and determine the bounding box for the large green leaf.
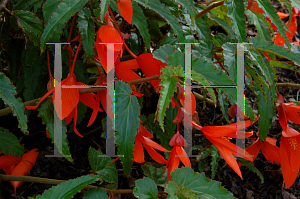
[88,147,118,185]
[224,0,247,42]
[115,81,140,176]
[245,10,271,41]
[0,127,24,157]
[209,16,235,38]
[133,0,185,42]
[12,0,43,12]
[155,66,177,132]
[250,36,300,65]
[0,73,27,133]
[78,8,95,60]
[141,162,168,185]
[175,0,196,23]
[248,48,272,86]
[166,167,234,198]
[291,0,300,9]
[133,177,158,199]
[132,2,151,48]
[153,44,176,64]
[36,175,100,199]
[222,43,237,84]
[256,84,274,141]
[23,52,44,101]
[40,0,89,52]
[269,60,299,72]
[37,99,73,162]
[13,10,43,47]
[256,0,290,48]
[99,0,110,21]
[195,18,211,41]
[83,188,108,199]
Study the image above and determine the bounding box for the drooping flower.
[133,124,170,164]
[191,117,257,179]
[163,125,191,181]
[280,126,300,188]
[245,133,280,165]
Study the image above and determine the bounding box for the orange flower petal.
[73,107,83,138]
[175,146,191,167]
[143,143,168,164]
[245,138,262,162]
[0,155,22,169]
[142,137,170,152]
[115,60,141,82]
[262,137,280,164]
[133,137,144,163]
[117,0,133,24]
[280,128,300,188]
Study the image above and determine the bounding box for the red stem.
[214,53,229,76]
[68,13,77,71]
[108,6,137,59]
[70,42,82,75]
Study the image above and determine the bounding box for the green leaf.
[99,0,110,21]
[37,99,73,162]
[248,48,272,86]
[291,0,300,9]
[269,60,299,72]
[40,0,89,52]
[224,0,247,42]
[78,8,95,60]
[167,167,234,198]
[115,81,140,176]
[256,84,274,141]
[25,41,38,66]
[0,73,28,133]
[12,0,43,12]
[43,0,61,22]
[222,43,237,84]
[175,0,196,23]
[141,162,168,185]
[167,51,184,67]
[13,10,43,47]
[210,145,220,180]
[133,177,158,199]
[83,188,108,199]
[15,0,42,11]
[133,0,185,42]
[155,66,177,132]
[250,36,300,66]
[245,10,271,41]
[23,52,44,101]
[218,92,230,123]
[36,175,100,199]
[237,157,264,183]
[0,127,24,157]
[88,147,118,185]
[153,44,176,64]
[165,104,177,138]
[195,18,211,40]
[209,16,235,38]
[193,40,214,58]
[132,1,151,49]
[256,0,290,49]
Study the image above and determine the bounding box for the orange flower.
[163,125,191,181]
[246,133,280,164]
[133,124,170,164]
[280,126,300,188]
[192,118,257,179]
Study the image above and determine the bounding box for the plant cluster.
[1,0,300,198]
